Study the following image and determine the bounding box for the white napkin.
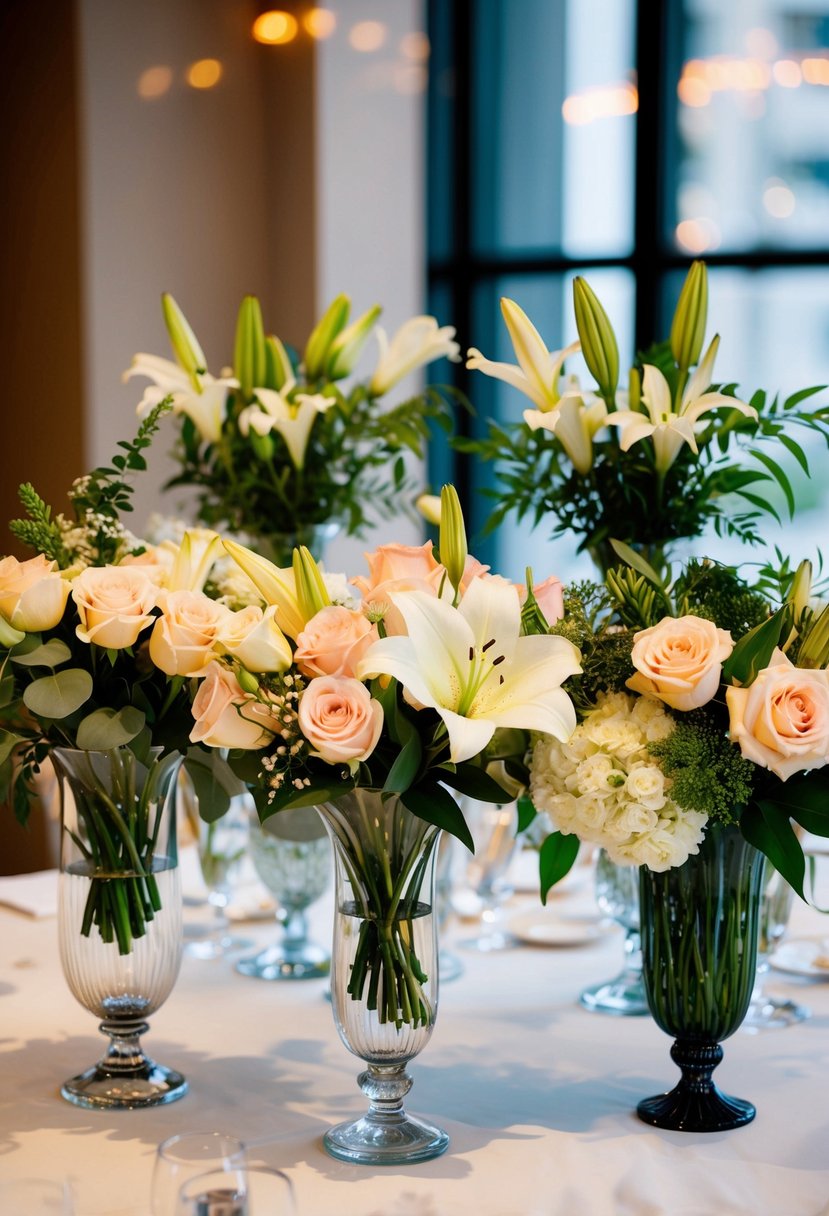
[0,868,58,917]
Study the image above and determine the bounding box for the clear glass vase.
[236,806,331,980]
[637,823,765,1131]
[580,851,648,1015]
[54,746,186,1110]
[743,860,810,1032]
[317,789,448,1166]
[253,521,341,568]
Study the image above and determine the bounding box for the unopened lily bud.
[0,615,25,648]
[162,293,206,381]
[234,295,267,400]
[264,335,293,392]
[573,277,619,401]
[250,430,275,462]
[628,366,641,411]
[439,484,468,596]
[798,602,829,669]
[236,665,261,695]
[790,560,813,620]
[416,494,442,526]
[304,294,350,380]
[670,260,708,371]
[325,304,382,380]
[292,546,331,622]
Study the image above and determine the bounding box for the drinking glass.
[458,799,519,952]
[175,1166,295,1216]
[185,793,252,961]
[580,851,648,1015]
[743,862,810,1032]
[151,1132,246,1216]
[0,1180,73,1214]
[436,828,463,982]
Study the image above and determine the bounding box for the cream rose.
[352,541,445,635]
[727,655,829,781]
[190,661,282,749]
[72,565,157,649]
[298,675,383,767]
[0,554,71,632]
[624,763,668,811]
[627,615,733,711]
[294,606,377,679]
[217,604,292,673]
[118,543,177,587]
[149,590,231,676]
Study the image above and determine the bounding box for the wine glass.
[175,1166,295,1216]
[236,806,332,980]
[151,1132,246,1216]
[743,862,810,1032]
[458,799,520,952]
[185,793,253,961]
[580,851,648,1015]
[0,1180,73,1214]
[435,828,463,981]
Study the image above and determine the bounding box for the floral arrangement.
[125,293,460,555]
[526,552,829,900]
[462,262,829,572]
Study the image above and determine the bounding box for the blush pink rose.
[727,655,829,781]
[72,565,158,649]
[517,574,565,625]
[190,661,282,749]
[0,554,71,631]
[298,676,383,766]
[149,590,231,677]
[294,606,378,679]
[352,541,445,635]
[627,614,733,711]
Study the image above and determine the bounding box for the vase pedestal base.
[61,1017,188,1110]
[636,1039,755,1132]
[323,1112,449,1166]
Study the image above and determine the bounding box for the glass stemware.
[236,806,331,980]
[435,828,463,982]
[743,862,810,1032]
[580,851,648,1015]
[151,1132,246,1216]
[458,799,519,952]
[185,792,252,961]
[175,1165,295,1216]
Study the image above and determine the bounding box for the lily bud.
[790,560,812,619]
[236,665,261,695]
[798,602,829,669]
[222,540,305,639]
[170,529,223,593]
[439,484,468,597]
[325,304,382,380]
[670,260,708,371]
[264,334,294,392]
[162,293,206,382]
[0,615,25,648]
[628,366,641,412]
[572,277,619,402]
[292,546,332,622]
[234,295,267,400]
[416,493,442,525]
[249,430,275,462]
[304,293,350,380]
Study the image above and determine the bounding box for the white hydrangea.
[530,690,707,872]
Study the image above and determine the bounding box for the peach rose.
[298,675,383,766]
[727,654,829,781]
[190,661,282,749]
[294,606,378,679]
[352,541,445,635]
[118,543,177,587]
[149,590,231,676]
[72,565,158,649]
[627,615,733,711]
[0,554,71,632]
[217,604,292,673]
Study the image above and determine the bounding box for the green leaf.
[539,832,580,905]
[22,669,93,719]
[76,706,146,750]
[0,673,17,709]
[741,803,806,901]
[11,639,72,668]
[749,448,795,517]
[0,729,23,767]
[609,539,665,588]
[777,433,810,476]
[722,604,789,686]
[438,764,514,804]
[753,774,829,838]
[401,780,474,852]
[516,794,538,833]
[384,729,423,795]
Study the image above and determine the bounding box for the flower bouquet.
[463,261,829,573]
[125,292,460,560]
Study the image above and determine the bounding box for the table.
[2,860,829,1216]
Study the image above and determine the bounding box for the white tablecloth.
[2,862,829,1216]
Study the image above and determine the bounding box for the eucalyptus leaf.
[183,747,246,823]
[23,669,93,719]
[76,706,146,750]
[11,639,72,668]
[0,729,23,767]
[539,831,580,904]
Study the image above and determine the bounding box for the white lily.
[168,529,224,593]
[369,316,460,396]
[606,336,757,473]
[467,298,580,413]
[524,383,608,475]
[124,354,238,444]
[357,578,581,764]
[238,390,334,469]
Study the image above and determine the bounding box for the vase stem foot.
[637,1039,755,1132]
[61,1018,187,1109]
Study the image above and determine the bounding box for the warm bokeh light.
[137,65,173,99]
[400,32,430,62]
[802,56,829,85]
[773,58,802,88]
[562,82,638,126]
[349,21,387,52]
[745,27,778,60]
[677,76,711,107]
[394,63,428,94]
[675,218,721,254]
[185,58,223,89]
[303,8,336,39]
[678,51,829,104]
[253,11,299,45]
[763,180,796,219]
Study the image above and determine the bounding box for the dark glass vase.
[637,823,764,1132]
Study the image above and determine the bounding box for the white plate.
[507,909,606,948]
[769,938,829,980]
